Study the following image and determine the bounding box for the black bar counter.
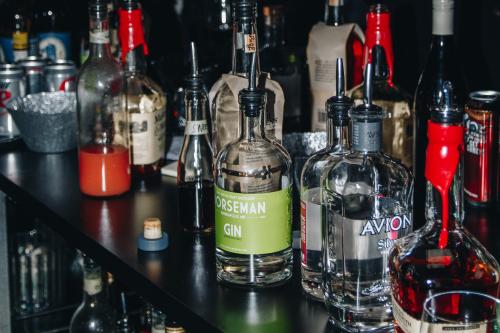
[0,145,498,333]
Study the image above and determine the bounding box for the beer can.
[464,91,500,206]
[16,56,47,94]
[44,60,77,92]
[0,64,24,139]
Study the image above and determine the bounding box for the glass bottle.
[77,0,130,197]
[31,0,72,61]
[389,82,500,333]
[322,63,413,331]
[209,0,285,156]
[69,257,117,333]
[151,308,166,333]
[214,52,292,287]
[0,0,30,63]
[119,0,167,182]
[351,41,413,169]
[177,42,214,232]
[413,0,466,225]
[300,58,352,300]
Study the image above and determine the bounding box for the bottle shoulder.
[216,138,291,168]
[78,59,123,86]
[301,148,348,188]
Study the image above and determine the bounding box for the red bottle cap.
[118,8,149,64]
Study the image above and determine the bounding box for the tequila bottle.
[300,58,352,300]
[214,52,292,287]
[209,0,284,156]
[322,63,413,331]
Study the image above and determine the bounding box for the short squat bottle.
[214,53,293,287]
[300,58,352,300]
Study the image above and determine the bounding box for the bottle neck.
[88,15,113,59]
[326,118,349,150]
[185,89,208,122]
[240,112,264,141]
[231,17,261,76]
[351,118,382,153]
[124,46,147,73]
[364,12,394,84]
[325,1,344,26]
[432,4,454,36]
[119,7,149,71]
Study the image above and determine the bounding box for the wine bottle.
[413,0,466,225]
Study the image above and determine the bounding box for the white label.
[90,31,110,44]
[144,225,162,240]
[185,120,208,135]
[244,34,257,53]
[130,109,165,165]
[236,32,244,50]
[84,277,102,296]
[392,295,421,333]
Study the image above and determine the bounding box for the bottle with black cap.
[351,44,413,169]
[177,42,215,233]
[322,63,413,331]
[214,52,292,287]
[299,58,353,301]
[389,82,500,333]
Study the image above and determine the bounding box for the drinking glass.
[420,291,500,333]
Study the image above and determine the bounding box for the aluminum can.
[464,91,500,206]
[16,56,47,94]
[0,64,24,139]
[44,60,77,92]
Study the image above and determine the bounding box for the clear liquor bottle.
[214,52,292,287]
[389,82,500,333]
[322,63,413,331]
[119,0,167,182]
[300,58,352,300]
[209,0,284,156]
[177,42,215,232]
[69,257,117,333]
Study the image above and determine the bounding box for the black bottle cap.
[349,63,384,120]
[326,58,353,126]
[372,45,389,81]
[430,81,463,124]
[184,42,204,91]
[120,0,140,10]
[89,0,108,17]
[239,52,266,117]
[232,0,257,20]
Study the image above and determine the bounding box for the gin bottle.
[69,257,117,333]
[209,0,284,156]
[214,52,292,287]
[300,58,352,300]
[322,63,413,331]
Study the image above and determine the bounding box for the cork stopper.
[143,217,162,240]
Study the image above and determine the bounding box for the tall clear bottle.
[69,257,117,333]
[209,0,284,157]
[177,43,215,233]
[119,0,167,182]
[413,0,466,225]
[322,63,413,331]
[77,0,130,197]
[300,58,352,300]
[214,53,292,287]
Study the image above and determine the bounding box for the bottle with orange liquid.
[77,0,130,197]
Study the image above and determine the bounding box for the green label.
[215,186,292,255]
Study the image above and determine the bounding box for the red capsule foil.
[464,94,499,205]
[118,8,149,64]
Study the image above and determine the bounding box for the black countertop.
[0,145,498,333]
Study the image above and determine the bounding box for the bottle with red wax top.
[389,82,500,333]
[77,0,130,197]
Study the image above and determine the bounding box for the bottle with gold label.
[214,52,292,287]
[119,0,167,182]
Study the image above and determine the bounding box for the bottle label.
[38,32,71,60]
[352,121,382,152]
[215,185,292,255]
[89,30,110,44]
[244,34,257,53]
[84,277,102,296]
[130,107,166,165]
[392,295,488,333]
[185,120,209,135]
[300,190,322,253]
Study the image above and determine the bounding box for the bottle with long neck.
[214,52,292,287]
[119,0,167,183]
[77,0,129,197]
[413,0,466,226]
[209,0,284,157]
[389,82,499,333]
[69,258,117,333]
[350,5,413,169]
[177,42,214,233]
[300,58,352,300]
[307,0,363,132]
